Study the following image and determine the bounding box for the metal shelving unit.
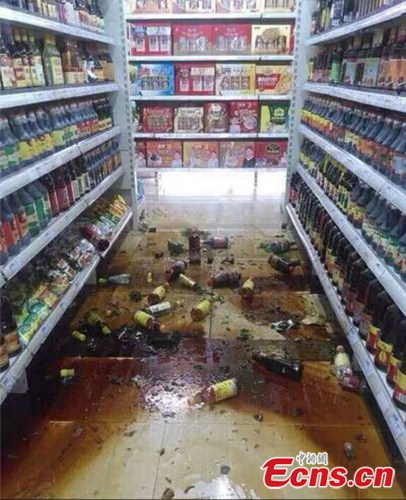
[128,54,294,62]
[0,166,125,286]
[286,204,406,462]
[306,1,406,45]
[0,5,115,44]
[302,82,406,114]
[0,127,121,200]
[125,12,297,20]
[300,124,406,214]
[130,94,292,101]
[296,164,406,318]
[0,82,119,110]
[133,132,289,140]
[0,254,101,404]
[100,209,133,259]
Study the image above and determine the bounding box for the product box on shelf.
[135,142,147,169]
[142,106,174,133]
[256,65,292,94]
[146,141,183,168]
[219,141,256,168]
[204,102,229,133]
[216,0,261,13]
[173,0,216,12]
[129,63,174,96]
[215,64,256,95]
[174,106,204,133]
[262,0,296,12]
[213,24,251,55]
[175,63,216,95]
[251,25,293,54]
[127,22,172,56]
[260,103,290,133]
[127,0,172,13]
[132,102,142,132]
[255,140,287,167]
[229,101,258,133]
[183,141,219,168]
[173,24,213,55]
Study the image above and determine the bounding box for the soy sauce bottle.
[366,291,392,354]
[1,197,21,256]
[9,192,31,247]
[358,278,383,339]
[374,304,403,371]
[387,318,406,387]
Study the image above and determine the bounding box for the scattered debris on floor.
[129,290,142,302]
[161,487,175,499]
[167,240,185,255]
[343,442,356,460]
[271,319,298,333]
[98,273,131,285]
[259,239,295,254]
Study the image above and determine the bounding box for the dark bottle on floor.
[253,351,303,381]
[189,229,201,265]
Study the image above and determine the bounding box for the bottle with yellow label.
[188,378,238,406]
[84,309,111,335]
[147,283,169,305]
[240,277,255,300]
[190,298,214,322]
[387,319,406,387]
[43,34,64,86]
[366,290,392,354]
[374,304,402,371]
[133,310,160,331]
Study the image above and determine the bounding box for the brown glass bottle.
[366,291,392,354]
[374,304,403,371]
[387,318,406,386]
[341,250,359,303]
[1,295,22,358]
[344,260,367,317]
[358,278,383,339]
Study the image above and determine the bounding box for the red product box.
[204,102,229,133]
[219,141,256,168]
[127,22,172,56]
[142,106,173,133]
[183,141,219,168]
[173,24,213,55]
[135,142,147,169]
[228,101,258,133]
[255,140,288,168]
[175,63,215,95]
[146,141,183,168]
[213,24,251,55]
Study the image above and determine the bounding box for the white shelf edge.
[302,82,406,114]
[133,132,289,139]
[0,127,121,200]
[306,2,406,45]
[0,82,119,110]
[128,54,294,62]
[0,254,101,404]
[299,125,406,215]
[286,204,406,463]
[100,210,133,259]
[130,94,291,101]
[0,5,114,44]
[296,164,406,317]
[125,12,297,20]
[136,166,287,173]
[0,167,124,286]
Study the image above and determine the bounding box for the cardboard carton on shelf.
[216,0,261,13]
[205,102,229,133]
[251,25,293,54]
[147,141,183,168]
[255,140,288,168]
[175,63,216,95]
[255,65,292,95]
[229,101,258,133]
[183,141,219,168]
[174,106,205,133]
[127,0,172,13]
[135,141,147,169]
[127,22,172,56]
[173,24,213,55]
[262,0,296,12]
[260,103,290,133]
[142,106,174,133]
[130,63,175,96]
[172,0,216,12]
[219,141,256,168]
[215,63,256,95]
[213,24,251,55]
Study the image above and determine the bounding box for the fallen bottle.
[253,351,303,381]
[268,254,301,274]
[98,274,131,285]
[189,378,238,405]
[208,270,241,288]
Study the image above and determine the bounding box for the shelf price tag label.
[360,355,374,377]
[376,391,390,413]
[3,372,16,392]
[387,413,404,439]
[373,261,386,277]
[347,327,358,346]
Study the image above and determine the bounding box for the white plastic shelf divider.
[100,209,133,259]
[0,5,115,44]
[300,124,406,214]
[0,82,119,110]
[0,254,101,404]
[0,166,125,286]
[306,2,406,45]
[128,54,294,62]
[130,94,291,102]
[296,164,406,317]
[125,12,296,20]
[302,82,406,114]
[0,127,121,200]
[286,203,406,462]
[133,132,289,139]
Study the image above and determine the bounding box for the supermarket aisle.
[1,174,406,500]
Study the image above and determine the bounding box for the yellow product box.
[183,141,219,168]
[251,25,293,54]
[256,65,292,94]
[215,63,256,95]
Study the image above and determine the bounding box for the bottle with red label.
[0,222,8,265]
[1,197,21,256]
[54,170,71,212]
[387,318,406,387]
[366,291,393,354]
[43,173,60,217]
[9,192,31,247]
